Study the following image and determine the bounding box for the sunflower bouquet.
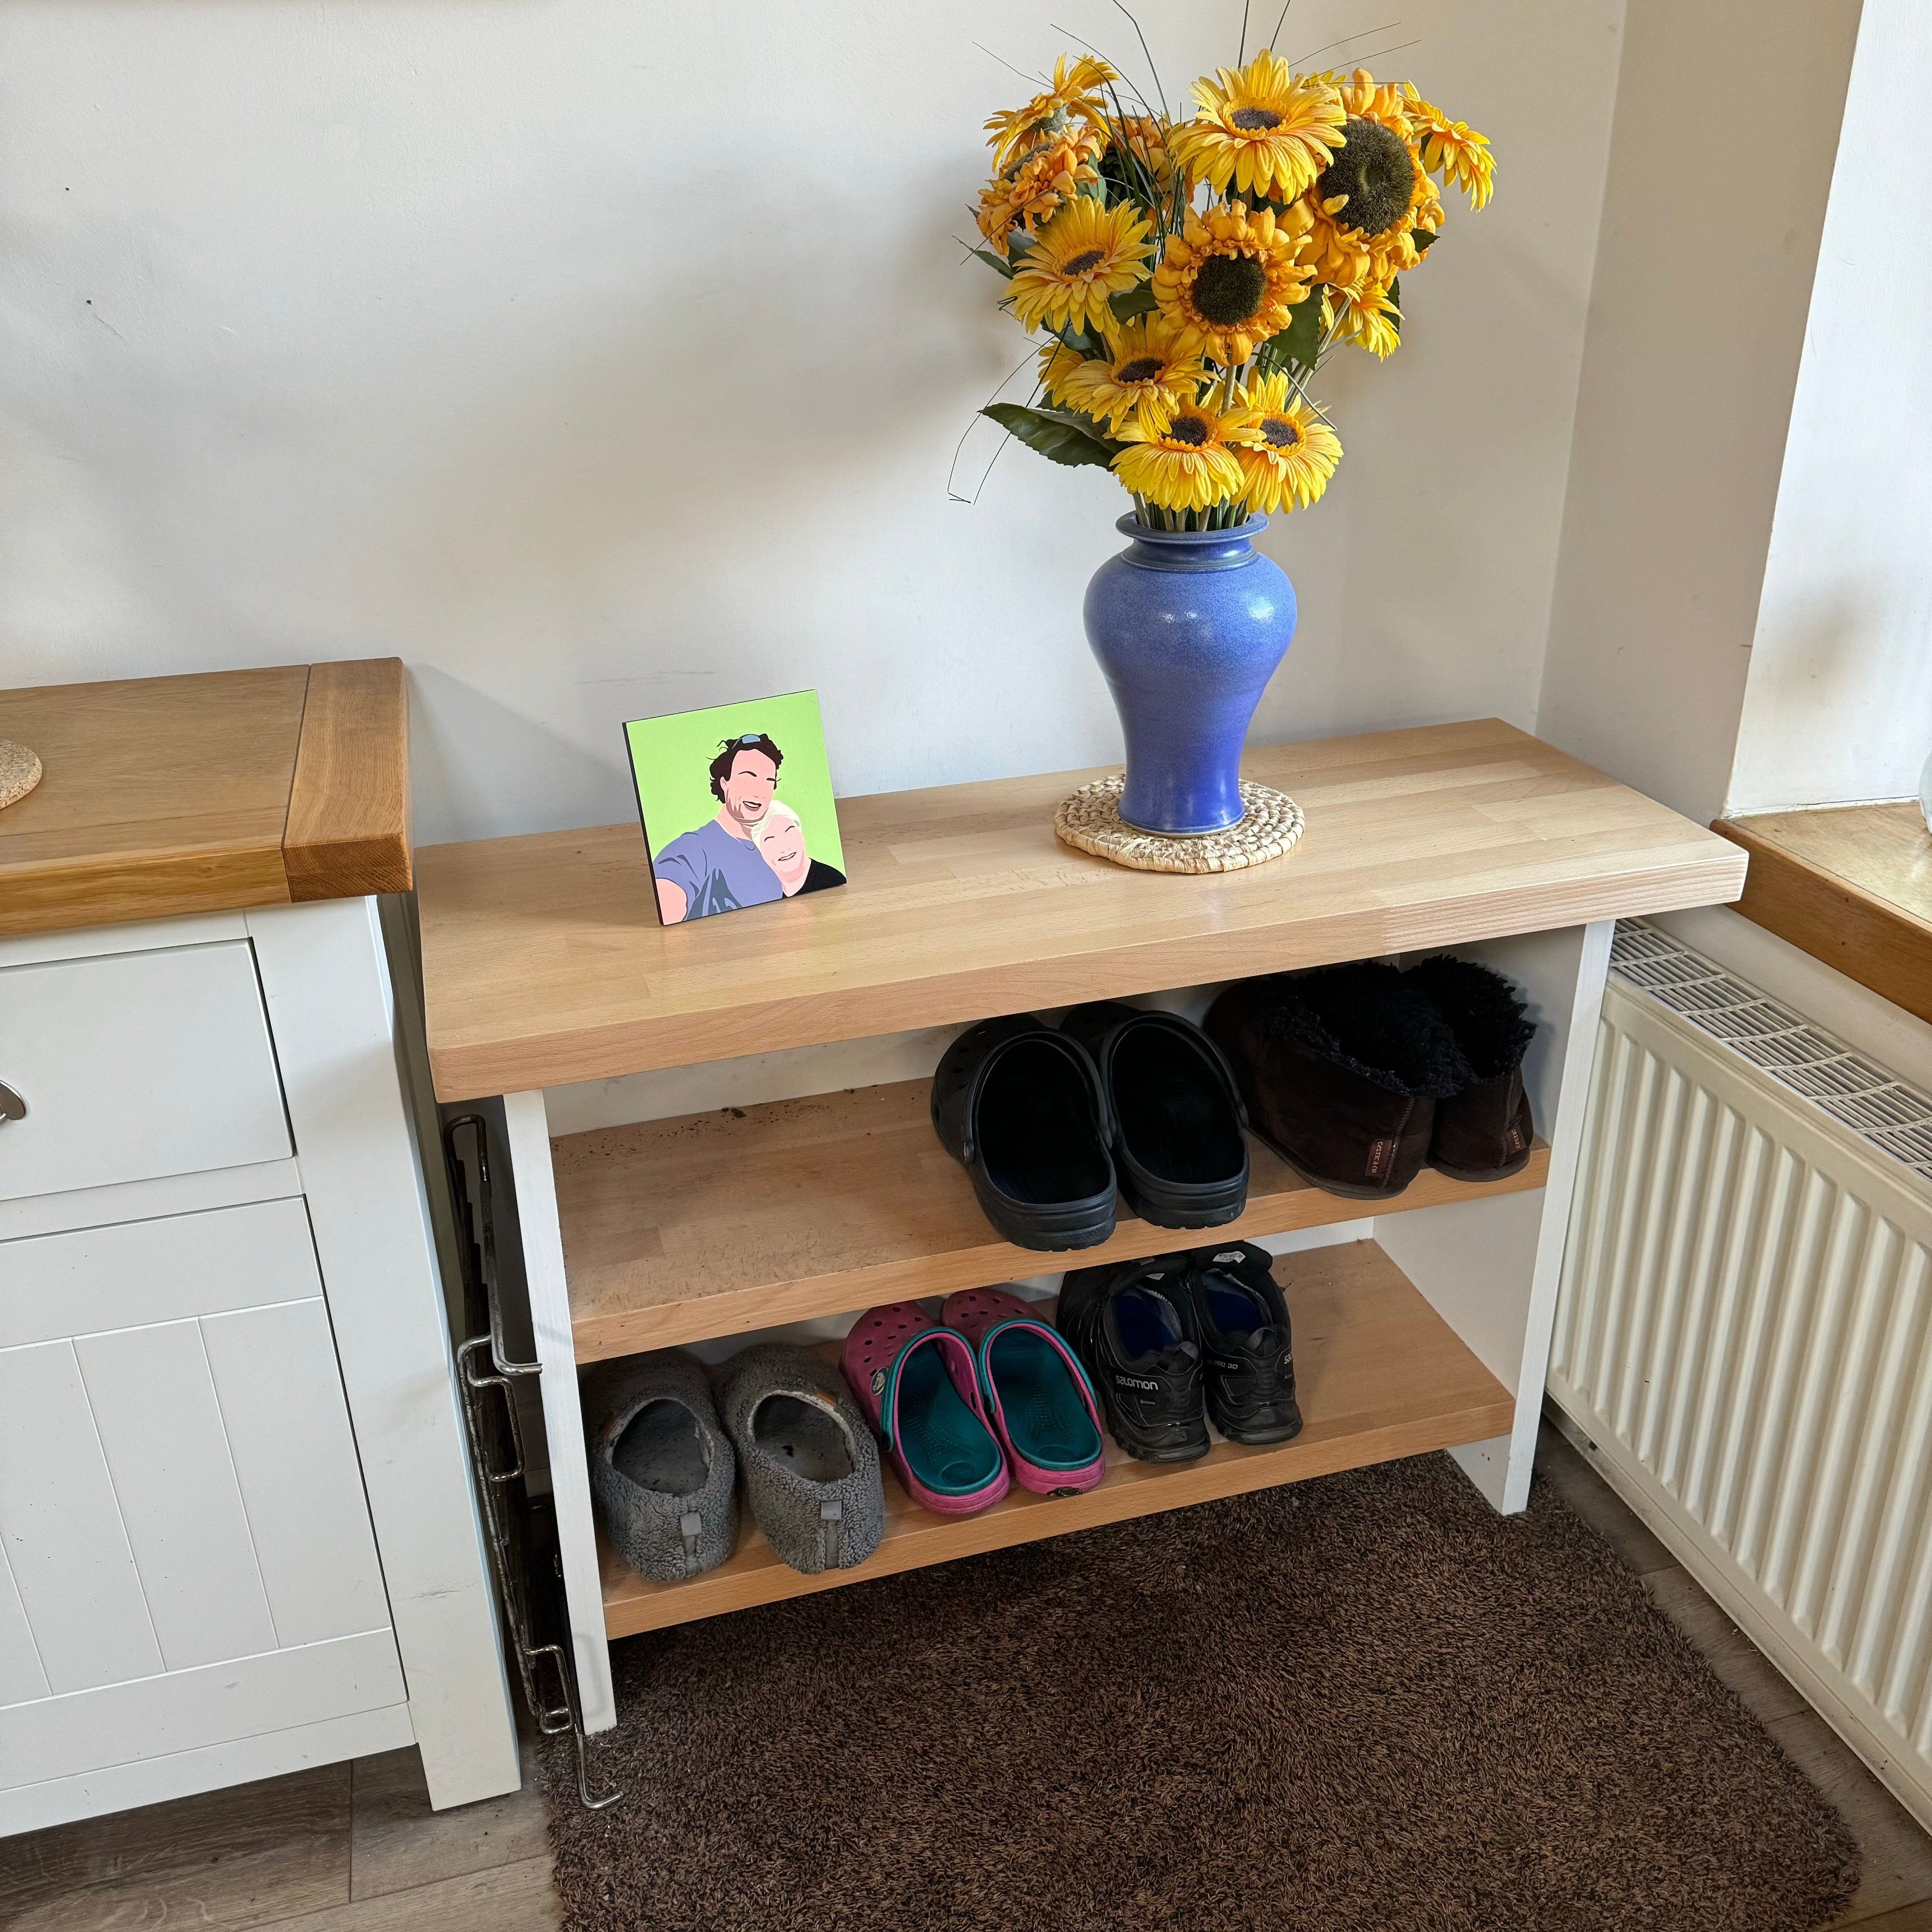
[969,43,1493,530]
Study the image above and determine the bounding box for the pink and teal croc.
[941,1287,1107,1496]
[842,1302,1009,1516]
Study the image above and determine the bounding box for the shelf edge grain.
[1714,812,1932,1026]
[285,658,413,901]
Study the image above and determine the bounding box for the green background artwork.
[625,689,845,883]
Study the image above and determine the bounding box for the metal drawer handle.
[0,1082,25,1124]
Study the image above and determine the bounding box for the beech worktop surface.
[0,659,410,937]
[415,718,1747,1101]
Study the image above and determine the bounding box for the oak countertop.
[0,659,411,937]
[415,717,1748,1102]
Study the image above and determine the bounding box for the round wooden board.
[0,740,42,811]
[1055,775,1304,873]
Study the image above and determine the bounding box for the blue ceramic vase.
[1082,515,1297,836]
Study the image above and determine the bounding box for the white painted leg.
[1378,919,1615,1513]
[246,899,520,1806]
[500,1089,617,1735]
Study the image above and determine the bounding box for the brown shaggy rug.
[540,1454,1858,1932]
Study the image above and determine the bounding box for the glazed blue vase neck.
[1112,517,1263,574]
[1082,513,1297,837]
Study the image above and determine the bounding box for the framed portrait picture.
[625,691,848,927]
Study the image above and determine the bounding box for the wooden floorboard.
[0,1760,351,1932]
[245,1855,559,1932]
[349,1744,548,1902]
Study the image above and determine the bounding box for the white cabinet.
[0,904,517,1834]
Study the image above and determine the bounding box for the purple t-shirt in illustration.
[653,819,783,918]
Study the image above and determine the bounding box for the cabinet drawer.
[0,942,290,1202]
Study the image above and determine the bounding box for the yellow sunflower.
[984,54,1115,168]
[1008,197,1154,337]
[975,124,1106,257]
[1171,53,1345,204]
[1407,89,1496,210]
[1113,392,1250,512]
[1152,199,1316,366]
[1036,338,1089,406]
[1057,315,1206,432]
[1330,279,1401,359]
[1229,372,1342,512]
[1301,70,1440,290]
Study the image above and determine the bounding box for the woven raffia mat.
[1055,773,1304,874]
[0,741,41,811]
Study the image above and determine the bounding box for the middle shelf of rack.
[553,1076,1551,1362]
[598,1236,1514,1637]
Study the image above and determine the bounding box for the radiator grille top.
[1612,922,1932,1190]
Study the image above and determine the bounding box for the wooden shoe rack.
[413,718,1747,1735]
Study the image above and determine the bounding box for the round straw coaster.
[1055,774,1305,874]
[0,741,41,812]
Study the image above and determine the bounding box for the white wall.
[1532,0,1863,827]
[0,0,1621,844]
[1725,0,1932,817]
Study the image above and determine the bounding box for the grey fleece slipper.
[715,1345,885,1575]
[584,1351,737,1582]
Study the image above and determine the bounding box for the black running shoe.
[1055,1254,1209,1463]
[1179,1242,1302,1446]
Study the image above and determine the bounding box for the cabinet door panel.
[0,1629,405,1788]
[0,1198,319,1351]
[74,1323,278,1670]
[0,942,290,1202]
[201,1301,388,1645]
[0,1540,50,1706]
[0,1342,163,1693]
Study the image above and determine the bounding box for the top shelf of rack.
[414,719,1747,1100]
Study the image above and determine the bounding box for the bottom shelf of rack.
[598,1238,1514,1638]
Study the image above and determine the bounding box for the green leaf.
[1006,229,1038,261]
[1257,287,1325,375]
[969,247,1015,280]
[1386,278,1401,338]
[1107,283,1160,325]
[1411,228,1438,253]
[979,403,1118,469]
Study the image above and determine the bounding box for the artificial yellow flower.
[1170,53,1345,204]
[1302,70,1441,290]
[1008,197,1154,337]
[1152,199,1316,366]
[1330,280,1402,358]
[1036,338,1089,406]
[1407,90,1496,210]
[975,124,1106,257]
[1229,372,1342,511]
[1056,315,1206,432]
[984,54,1116,168]
[1113,392,1249,512]
[1108,113,1179,192]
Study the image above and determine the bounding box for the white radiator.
[1551,920,1932,1834]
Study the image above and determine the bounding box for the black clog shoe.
[930,1015,1117,1251]
[1058,1001,1249,1228]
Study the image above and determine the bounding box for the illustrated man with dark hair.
[652,734,788,924]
